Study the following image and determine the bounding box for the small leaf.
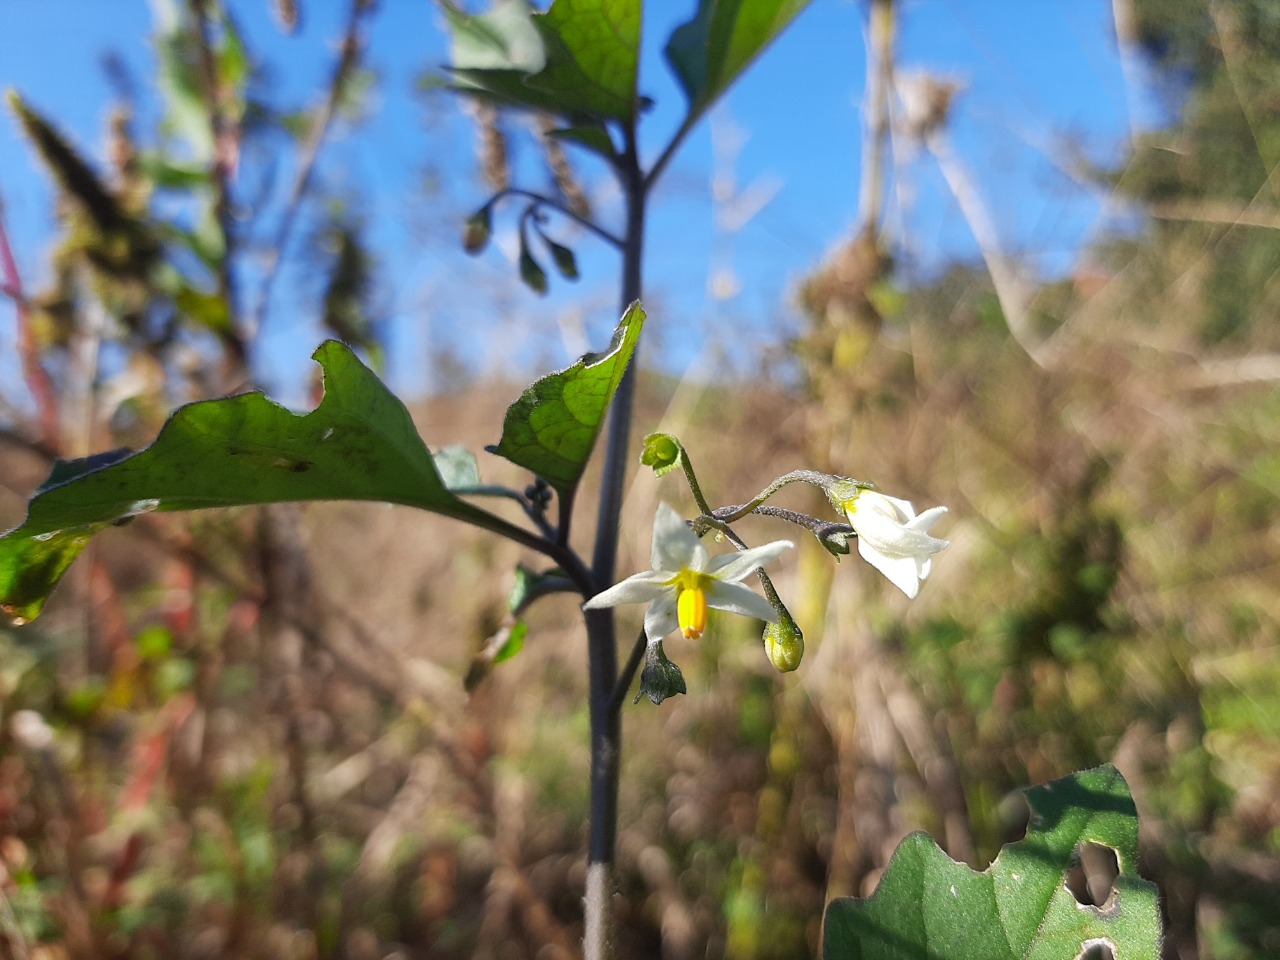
[432,445,519,499]
[0,342,530,624]
[487,302,645,500]
[173,285,233,334]
[433,445,483,490]
[636,641,686,705]
[665,0,812,129]
[823,764,1163,960]
[546,125,617,159]
[138,152,211,191]
[464,565,573,693]
[506,563,570,614]
[492,619,527,665]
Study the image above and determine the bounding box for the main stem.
[582,130,646,960]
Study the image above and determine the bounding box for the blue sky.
[0,1,1163,402]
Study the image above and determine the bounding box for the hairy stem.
[712,469,836,523]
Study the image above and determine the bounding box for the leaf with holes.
[823,765,1162,960]
[0,341,533,625]
[488,302,644,501]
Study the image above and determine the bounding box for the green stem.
[677,446,715,518]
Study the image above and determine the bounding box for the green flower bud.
[640,432,683,477]
[763,617,804,673]
[545,238,579,280]
[518,246,548,295]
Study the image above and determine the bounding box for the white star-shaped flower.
[583,502,792,641]
[842,489,949,599]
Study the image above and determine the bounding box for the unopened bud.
[545,238,579,280]
[462,207,492,255]
[763,617,804,673]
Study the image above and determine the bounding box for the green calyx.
[640,432,685,478]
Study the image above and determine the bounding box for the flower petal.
[850,500,948,559]
[582,570,670,610]
[705,579,779,623]
[706,539,794,583]
[909,505,948,534]
[650,502,699,573]
[644,591,679,641]
[857,539,924,598]
[876,492,917,521]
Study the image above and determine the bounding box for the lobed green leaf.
[0,342,525,624]
[823,764,1163,960]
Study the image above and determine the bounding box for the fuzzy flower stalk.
[584,502,792,702]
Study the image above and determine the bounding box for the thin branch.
[488,187,624,249]
[858,0,895,234]
[187,0,249,379]
[248,0,372,339]
[710,469,835,524]
[0,193,60,450]
[644,119,695,196]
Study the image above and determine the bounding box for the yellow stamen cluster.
[670,568,711,640]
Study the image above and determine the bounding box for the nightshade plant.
[0,2,1163,958]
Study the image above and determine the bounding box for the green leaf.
[546,124,617,159]
[493,619,527,664]
[173,285,233,334]
[823,764,1163,960]
[444,0,547,75]
[532,0,641,121]
[0,341,530,624]
[138,152,211,191]
[432,445,521,500]
[487,302,645,500]
[443,0,641,124]
[665,0,811,128]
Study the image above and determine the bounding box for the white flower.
[843,489,949,599]
[583,503,793,642]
